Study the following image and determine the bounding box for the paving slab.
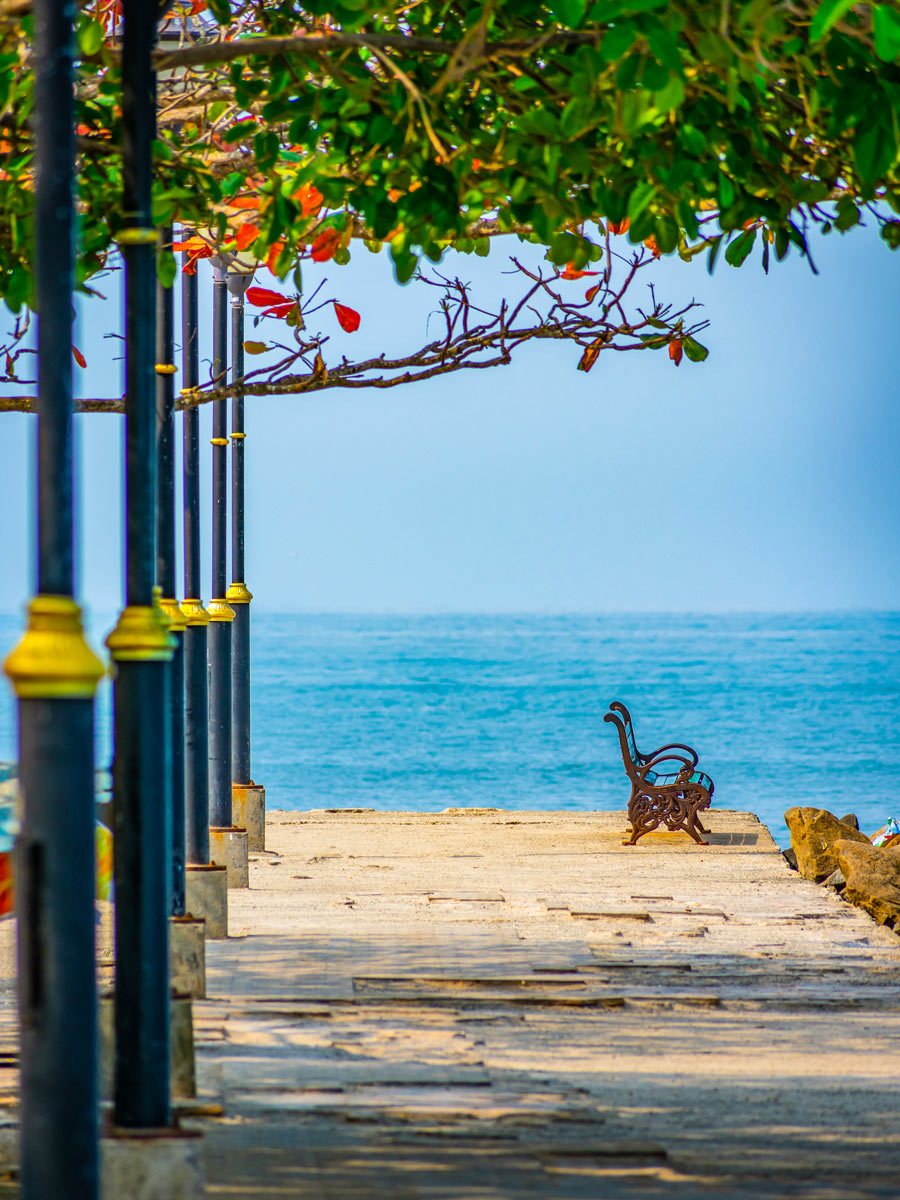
[181,810,900,1198]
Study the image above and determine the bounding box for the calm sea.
[0,611,898,848]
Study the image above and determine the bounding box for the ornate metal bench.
[604,700,714,846]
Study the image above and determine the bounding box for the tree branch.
[152,29,612,72]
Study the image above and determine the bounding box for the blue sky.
[0,221,897,615]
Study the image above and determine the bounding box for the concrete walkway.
[188,810,900,1199]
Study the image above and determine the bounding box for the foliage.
[0,0,898,394]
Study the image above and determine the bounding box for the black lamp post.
[2,0,104,1192]
[207,261,235,832]
[225,269,259,837]
[180,251,210,866]
[104,0,174,1130]
[156,224,187,917]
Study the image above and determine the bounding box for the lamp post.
[2,0,104,1192]
[105,0,175,1130]
[180,251,210,866]
[228,273,251,780]
[156,224,187,917]
[207,260,235,840]
[225,265,265,848]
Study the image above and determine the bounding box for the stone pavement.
[186,810,900,1199]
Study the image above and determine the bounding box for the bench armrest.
[639,753,694,780]
[645,742,699,767]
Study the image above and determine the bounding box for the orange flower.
[607,218,630,235]
[644,235,662,258]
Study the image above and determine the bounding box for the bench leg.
[686,823,709,846]
[623,793,661,846]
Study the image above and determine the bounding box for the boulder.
[835,839,900,927]
[782,847,798,871]
[784,807,871,882]
[839,813,860,831]
[822,868,846,893]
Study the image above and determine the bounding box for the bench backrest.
[604,701,644,780]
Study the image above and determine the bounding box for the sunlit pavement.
[182,809,900,1199]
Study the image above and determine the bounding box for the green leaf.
[599,23,636,62]
[77,18,104,57]
[653,73,685,112]
[873,4,900,61]
[880,220,900,249]
[710,235,724,273]
[676,198,699,239]
[156,249,176,290]
[683,336,709,363]
[853,117,897,183]
[244,341,269,355]
[724,227,755,267]
[628,208,657,243]
[653,214,679,254]
[254,130,280,172]
[834,198,860,230]
[679,125,706,157]
[809,0,856,42]
[390,238,418,283]
[548,231,579,264]
[207,0,232,25]
[626,182,656,223]
[551,0,587,25]
[222,120,257,146]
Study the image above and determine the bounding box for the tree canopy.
[1,0,898,402]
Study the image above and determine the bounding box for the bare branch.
[1,252,708,411]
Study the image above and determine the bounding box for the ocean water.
[0,611,898,848]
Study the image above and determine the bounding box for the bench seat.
[644,769,714,790]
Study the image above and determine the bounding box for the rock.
[835,839,900,927]
[822,868,846,892]
[782,848,798,871]
[839,813,860,831]
[784,807,871,883]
